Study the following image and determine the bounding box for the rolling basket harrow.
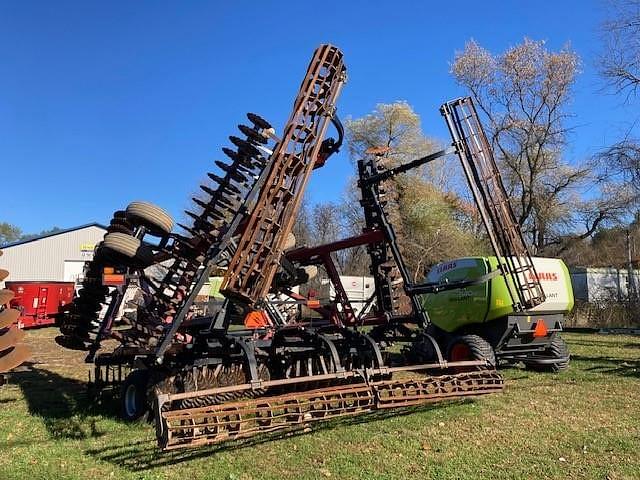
[53,45,533,450]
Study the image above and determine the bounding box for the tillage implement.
[0,249,31,384]
[55,45,519,450]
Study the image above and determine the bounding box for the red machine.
[5,281,75,329]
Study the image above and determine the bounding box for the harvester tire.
[524,335,570,373]
[447,334,496,368]
[102,233,155,266]
[121,369,151,422]
[126,201,174,236]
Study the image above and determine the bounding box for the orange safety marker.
[102,273,126,286]
[244,310,270,329]
[533,319,548,337]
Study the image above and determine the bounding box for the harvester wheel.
[121,369,151,422]
[126,201,174,236]
[102,233,155,266]
[524,335,570,373]
[447,334,496,369]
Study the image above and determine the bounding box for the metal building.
[570,266,640,302]
[0,223,107,287]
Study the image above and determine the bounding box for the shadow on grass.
[12,362,119,440]
[571,355,640,379]
[86,400,467,472]
[567,339,640,348]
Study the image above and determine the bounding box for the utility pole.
[626,229,638,325]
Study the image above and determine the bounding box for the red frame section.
[285,229,403,327]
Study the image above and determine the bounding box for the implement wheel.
[121,369,151,422]
[524,335,570,373]
[126,201,174,236]
[102,233,154,266]
[447,334,496,371]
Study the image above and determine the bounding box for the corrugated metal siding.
[570,267,640,302]
[0,226,107,285]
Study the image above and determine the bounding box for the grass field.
[0,329,639,480]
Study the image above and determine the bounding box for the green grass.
[1,330,639,480]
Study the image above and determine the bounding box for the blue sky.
[1,0,637,233]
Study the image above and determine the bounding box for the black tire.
[102,233,155,266]
[446,334,496,367]
[121,369,151,422]
[126,201,174,236]
[524,335,570,373]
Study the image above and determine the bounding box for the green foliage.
[397,177,489,278]
[0,222,22,245]
[341,100,486,278]
[345,102,437,165]
[18,226,64,242]
[0,224,65,246]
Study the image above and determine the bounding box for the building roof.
[1,223,108,249]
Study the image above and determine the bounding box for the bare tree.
[600,140,640,192]
[292,195,312,248]
[452,38,628,253]
[596,1,640,220]
[599,0,640,98]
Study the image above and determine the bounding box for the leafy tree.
[0,222,22,246]
[344,101,486,278]
[18,226,64,242]
[396,177,489,280]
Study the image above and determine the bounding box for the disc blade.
[0,289,15,306]
[0,344,31,373]
[0,325,24,351]
[0,309,19,329]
